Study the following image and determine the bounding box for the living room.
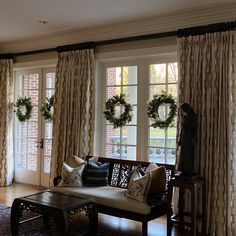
[0,0,236,235]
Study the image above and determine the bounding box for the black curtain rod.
[178,20,236,37]
[1,19,236,59]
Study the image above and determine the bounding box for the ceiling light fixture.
[38,20,48,24]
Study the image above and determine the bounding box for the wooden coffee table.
[10,191,98,236]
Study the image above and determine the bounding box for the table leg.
[167,184,173,236]
[179,187,184,231]
[202,182,206,236]
[87,202,98,236]
[55,210,68,235]
[10,199,20,236]
[191,186,197,236]
[42,212,50,230]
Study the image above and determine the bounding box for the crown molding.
[1,3,236,53]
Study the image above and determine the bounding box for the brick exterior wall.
[106,68,117,156]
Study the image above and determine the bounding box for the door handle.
[35,139,44,149]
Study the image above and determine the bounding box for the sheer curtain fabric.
[50,49,95,184]
[177,31,235,236]
[0,59,14,186]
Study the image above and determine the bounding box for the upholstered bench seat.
[50,185,151,214]
[52,156,175,236]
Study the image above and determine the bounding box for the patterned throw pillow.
[59,162,85,187]
[83,162,109,186]
[126,169,151,202]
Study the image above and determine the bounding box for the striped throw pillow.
[84,162,109,186]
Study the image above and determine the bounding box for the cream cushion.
[50,185,151,214]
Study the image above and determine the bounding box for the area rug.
[0,204,116,236]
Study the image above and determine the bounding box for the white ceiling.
[0,0,234,43]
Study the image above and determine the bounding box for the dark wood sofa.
[53,156,175,236]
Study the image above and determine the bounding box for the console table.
[10,191,98,236]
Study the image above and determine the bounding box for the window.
[105,66,137,160]
[148,63,178,164]
[99,55,178,164]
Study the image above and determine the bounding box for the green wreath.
[41,95,54,121]
[104,94,133,128]
[147,92,177,129]
[14,96,33,122]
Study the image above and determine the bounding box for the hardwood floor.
[0,183,191,236]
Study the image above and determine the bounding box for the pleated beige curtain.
[177,31,235,236]
[50,49,95,184]
[0,59,14,186]
[228,32,236,236]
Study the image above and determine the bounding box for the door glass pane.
[16,123,27,168]
[107,86,121,98]
[168,63,178,83]
[148,62,178,164]
[166,148,176,165]
[122,126,137,145]
[125,146,136,160]
[46,73,55,88]
[15,73,39,172]
[149,147,165,163]
[167,129,176,148]
[28,122,38,138]
[123,85,137,104]
[28,138,37,171]
[106,67,121,86]
[105,65,137,160]
[149,85,166,99]
[43,72,55,173]
[46,89,54,98]
[105,144,118,158]
[45,122,53,139]
[29,74,39,89]
[123,66,137,85]
[129,105,137,125]
[23,75,28,89]
[149,127,165,147]
[106,126,121,144]
[150,64,166,84]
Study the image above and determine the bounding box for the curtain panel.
[0,59,14,186]
[177,31,235,236]
[50,49,95,183]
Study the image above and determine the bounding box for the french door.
[14,67,55,187]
